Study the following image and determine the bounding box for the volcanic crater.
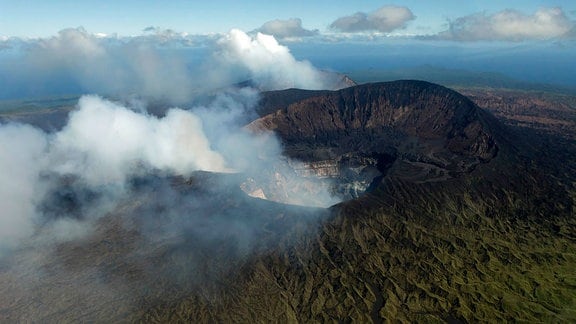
[242,80,502,206]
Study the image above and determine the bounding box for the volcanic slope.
[141,81,575,322]
[1,81,574,322]
[255,80,503,164]
[249,81,556,204]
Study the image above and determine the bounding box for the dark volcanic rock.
[250,81,501,191]
[257,88,332,117]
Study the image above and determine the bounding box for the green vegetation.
[136,184,576,323]
[3,183,574,322]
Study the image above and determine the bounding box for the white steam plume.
[0,92,341,256]
[51,96,227,186]
[0,96,230,257]
[0,96,229,256]
[202,29,326,90]
[0,27,342,320]
[0,124,47,254]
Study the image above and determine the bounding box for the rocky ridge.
[245,81,502,205]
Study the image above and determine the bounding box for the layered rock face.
[239,155,379,207]
[254,80,498,161]
[244,81,502,206]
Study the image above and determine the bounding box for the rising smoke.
[0,29,343,320]
[0,28,340,261]
[208,29,326,90]
[0,124,48,255]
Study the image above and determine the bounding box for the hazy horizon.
[1,2,575,100]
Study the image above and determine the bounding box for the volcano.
[1,81,574,322]
[244,81,526,206]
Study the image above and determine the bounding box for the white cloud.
[209,29,325,90]
[330,6,415,33]
[438,7,574,41]
[4,28,195,102]
[255,18,318,39]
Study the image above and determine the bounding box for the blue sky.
[1,0,574,37]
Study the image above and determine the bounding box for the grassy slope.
[137,82,576,322]
[139,132,576,322]
[139,184,576,322]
